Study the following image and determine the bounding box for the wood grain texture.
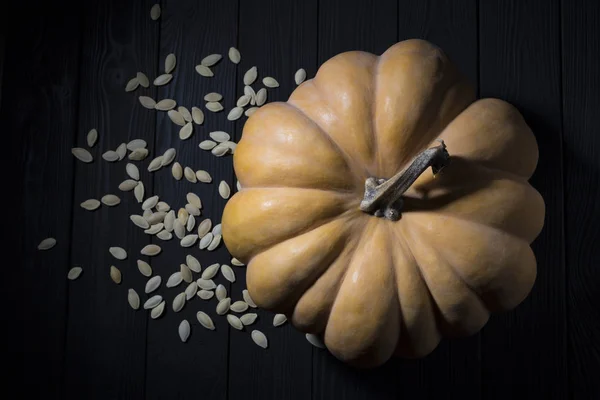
[144,1,238,398]
[3,2,82,397]
[479,1,567,398]
[562,0,600,397]
[63,1,158,398]
[227,1,317,399]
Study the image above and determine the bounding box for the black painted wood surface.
[7,0,599,398]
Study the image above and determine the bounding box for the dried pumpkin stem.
[360,140,450,221]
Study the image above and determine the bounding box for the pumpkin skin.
[222,39,545,368]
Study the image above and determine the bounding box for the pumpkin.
[222,39,545,368]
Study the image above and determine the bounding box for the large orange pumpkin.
[222,39,545,368]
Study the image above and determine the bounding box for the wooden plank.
[562,0,600,397]
[3,2,82,397]
[227,1,317,399]
[144,1,238,398]
[478,1,567,398]
[63,1,159,398]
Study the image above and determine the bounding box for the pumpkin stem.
[359,140,450,221]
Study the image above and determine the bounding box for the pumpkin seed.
[245,107,259,117]
[208,235,222,251]
[236,181,242,191]
[161,148,176,166]
[228,47,241,64]
[173,292,186,312]
[256,88,267,106]
[306,333,326,349]
[295,68,306,85]
[243,66,258,85]
[195,64,213,77]
[251,330,268,348]
[262,77,279,88]
[211,144,230,156]
[80,199,101,211]
[142,195,159,210]
[171,162,183,180]
[196,311,215,330]
[240,313,258,325]
[139,96,156,109]
[179,107,192,122]
[181,234,198,248]
[164,210,176,232]
[221,264,235,283]
[184,167,197,183]
[116,143,127,160]
[157,230,172,240]
[216,284,227,302]
[179,122,193,140]
[197,278,216,290]
[197,219,212,238]
[136,72,150,88]
[150,301,165,319]
[145,275,161,293]
[102,150,119,162]
[242,290,257,308]
[204,92,222,102]
[186,215,195,232]
[231,257,244,267]
[244,85,256,99]
[144,223,163,235]
[199,140,217,150]
[185,203,200,217]
[174,220,186,239]
[212,224,222,236]
[110,266,122,284]
[137,260,152,277]
[199,232,213,250]
[191,107,204,125]
[205,101,223,112]
[109,247,127,260]
[216,297,231,315]
[126,163,140,180]
[147,156,164,172]
[201,54,222,67]
[143,209,152,219]
[180,264,193,283]
[186,255,201,273]
[86,129,98,147]
[144,295,162,309]
[201,263,219,280]
[218,181,230,199]
[236,94,250,107]
[210,131,230,142]
[185,282,198,300]
[165,53,176,74]
[273,314,287,327]
[150,4,161,20]
[227,314,243,330]
[198,290,214,300]
[141,244,161,256]
[178,319,190,342]
[128,148,149,161]
[156,201,170,212]
[130,214,150,229]
[185,193,201,209]
[127,139,146,151]
[196,170,212,183]
[147,212,166,225]
[71,148,93,163]
[67,267,82,280]
[167,272,183,288]
[101,194,120,206]
[125,77,139,92]
[227,107,243,121]
[155,99,176,111]
[223,140,237,153]
[230,301,248,313]
[167,109,186,126]
[134,181,145,203]
[127,289,140,310]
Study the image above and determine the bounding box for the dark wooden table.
[5,0,599,399]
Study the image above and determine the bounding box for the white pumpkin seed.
[80,199,101,211]
[86,129,98,147]
[180,264,193,283]
[212,224,222,236]
[142,195,159,210]
[116,143,127,160]
[143,209,152,219]
[137,260,152,277]
[195,170,212,183]
[195,64,213,77]
[179,108,192,124]
[240,313,258,325]
[197,219,212,238]
[221,264,235,283]
[306,333,326,349]
[178,319,190,342]
[171,162,183,180]
[160,149,176,167]
[127,139,147,151]
[244,85,256,99]
[144,223,163,235]
[231,257,244,267]
[173,292,186,312]
[211,143,230,156]
[198,290,214,300]
[177,208,188,224]
[216,297,231,315]
[101,194,120,206]
[185,282,198,300]
[204,92,222,102]
[218,181,230,199]
[184,167,197,183]
[109,247,127,260]
[236,94,250,107]
[128,288,140,310]
[186,255,201,273]
[67,267,82,280]
[230,301,248,313]
[191,107,204,125]
[150,301,165,319]
[139,96,156,109]
[179,122,193,140]
[174,219,186,239]
[205,101,223,112]
[126,163,140,180]
[273,314,287,327]
[128,148,149,161]
[236,180,242,191]
[165,272,182,288]
[110,266,122,284]
[71,147,93,163]
[102,150,119,162]
[201,263,219,280]
[147,211,166,225]
[201,54,222,67]
[242,290,257,308]
[134,181,145,203]
[156,230,172,240]
[150,4,161,20]
[165,53,176,74]
[243,66,258,85]
[227,314,243,330]
[130,214,150,229]
[147,155,163,172]
[125,77,139,92]
[227,107,243,121]
[144,276,161,294]
[295,68,306,85]
[208,234,222,251]
[155,98,176,111]
[198,140,217,150]
[164,210,176,232]
[251,330,268,348]
[137,72,150,88]
[186,215,195,232]
[196,311,215,330]
[210,131,230,142]
[185,203,200,217]
[216,284,227,302]
[144,295,162,309]
[228,47,241,64]
[167,109,186,126]
[197,278,216,290]
[256,88,267,106]
[245,107,259,117]
[156,201,170,212]
[185,193,201,209]
[141,244,161,256]
[199,232,213,250]
[180,234,198,248]
[262,77,279,88]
